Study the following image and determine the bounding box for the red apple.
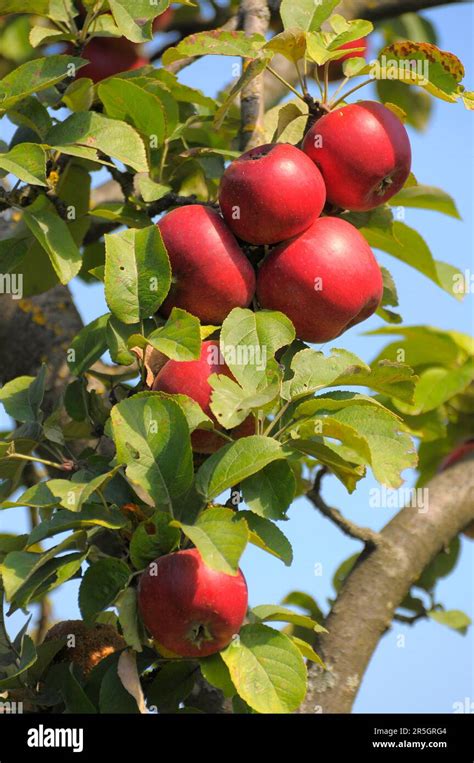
[157,206,256,325]
[318,37,368,82]
[439,440,474,472]
[77,38,148,83]
[302,101,412,211]
[138,548,248,657]
[219,143,326,245]
[256,216,383,343]
[439,440,474,539]
[153,339,254,453]
[152,7,174,32]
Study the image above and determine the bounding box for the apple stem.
[294,61,309,97]
[267,66,307,104]
[330,78,374,109]
[264,400,291,437]
[323,62,330,104]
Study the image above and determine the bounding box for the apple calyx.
[375,175,394,196]
[187,622,214,648]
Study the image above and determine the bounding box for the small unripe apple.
[153,339,254,453]
[77,38,148,83]
[138,548,248,657]
[302,101,411,211]
[256,216,383,343]
[219,143,326,245]
[157,206,256,325]
[439,440,474,539]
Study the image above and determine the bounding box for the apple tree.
[0,0,472,715]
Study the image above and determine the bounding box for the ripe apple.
[439,440,474,539]
[302,101,412,211]
[138,548,248,657]
[153,339,254,453]
[152,7,174,32]
[77,38,149,83]
[157,206,256,325]
[319,37,368,82]
[219,143,326,245]
[256,216,383,343]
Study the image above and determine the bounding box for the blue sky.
[1,3,473,713]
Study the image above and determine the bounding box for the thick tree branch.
[238,0,270,150]
[299,458,474,713]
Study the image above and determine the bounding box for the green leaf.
[111,393,193,510]
[359,220,462,300]
[68,313,109,376]
[79,558,131,622]
[290,438,365,492]
[368,325,467,369]
[290,635,325,666]
[98,78,167,146]
[307,404,417,488]
[220,307,295,390]
[411,362,474,413]
[99,659,140,714]
[196,436,286,501]
[106,316,140,365]
[199,654,235,698]
[0,142,47,186]
[175,506,248,575]
[389,184,461,218]
[282,348,416,403]
[251,604,326,632]
[163,30,266,66]
[46,663,97,713]
[0,365,45,422]
[265,29,306,63]
[1,468,121,512]
[26,504,127,546]
[209,369,279,429]
[146,308,201,361]
[46,112,148,172]
[117,587,142,652]
[416,538,460,591]
[0,633,37,690]
[220,624,306,714]
[280,0,340,31]
[0,236,28,275]
[241,460,295,520]
[428,610,471,632]
[22,195,82,284]
[146,661,197,713]
[377,78,433,131]
[0,55,86,110]
[104,226,171,324]
[240,510,293,566]
[1,534,87,609]
[129,510,180,569]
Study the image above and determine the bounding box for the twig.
[307,468,385,549]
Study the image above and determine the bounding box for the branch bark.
[238,0,271,150]
[299,458,474,713]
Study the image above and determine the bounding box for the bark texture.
[300,458,474,713]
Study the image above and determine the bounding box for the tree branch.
[307,468,384,548]
[238,0,270,150]
[299,458,474,713]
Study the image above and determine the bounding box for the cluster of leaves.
[0,0,472,713]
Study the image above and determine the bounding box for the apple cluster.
[152,100,412,451]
